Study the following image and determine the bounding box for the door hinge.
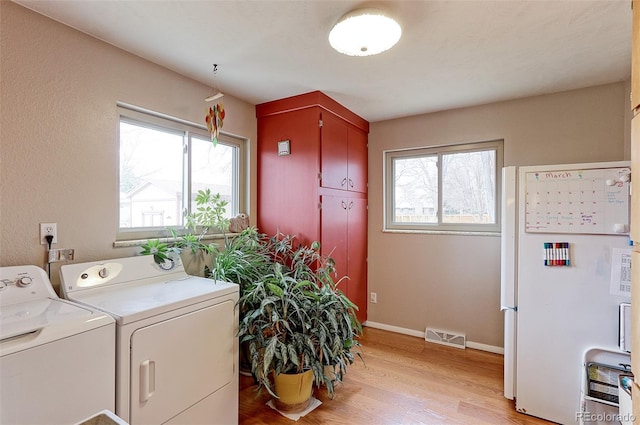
[183,143,188,154]
[318,202,322,209]
[319,119,323,128]
[318,172,322,181]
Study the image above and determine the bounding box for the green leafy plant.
[210,227,272,289]
[186,189,230,239]
[236,235,362,399]
[139,239,177,264]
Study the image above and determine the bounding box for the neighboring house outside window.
[117,104,247,241]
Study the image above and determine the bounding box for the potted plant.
[237,235,362,412]
[140,188,229,275]
[141,201,363,410]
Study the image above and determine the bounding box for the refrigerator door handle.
[500,166,518,309]
[503,308,517,400]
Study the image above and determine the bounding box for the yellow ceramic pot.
[273,369,314,412]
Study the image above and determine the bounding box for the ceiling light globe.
[329,9,401,57]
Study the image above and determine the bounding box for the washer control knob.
[17,276,32,287]
[98,267,109,279]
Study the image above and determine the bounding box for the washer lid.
[0,298,106,341]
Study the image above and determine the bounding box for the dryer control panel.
[60,255,185,297]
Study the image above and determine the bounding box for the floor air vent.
[425,327,466,349]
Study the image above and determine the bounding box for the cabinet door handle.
[348,178,354,188]
[341,177,348,187]
[348,201,354,210]
[341,201,348,210]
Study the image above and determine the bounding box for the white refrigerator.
[501,161,632,424]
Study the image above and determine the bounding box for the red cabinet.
[256,91,369,323]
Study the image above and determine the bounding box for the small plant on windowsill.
[140,188,229,275]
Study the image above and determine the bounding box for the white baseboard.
[466,341,504,354]
[364,321,424,338]
[364,321,504,355]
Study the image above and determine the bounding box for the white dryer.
[0,265,115,425]
[60,255,239,425]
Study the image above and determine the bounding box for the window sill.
[382,229,500,237]
[113,233,233,248]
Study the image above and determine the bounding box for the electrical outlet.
[370,292,377,304]
[40,222,57,245]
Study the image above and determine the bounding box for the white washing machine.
[0,265,115,425]
[60,255,239,425]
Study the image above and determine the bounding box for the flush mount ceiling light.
[329,8,401,56]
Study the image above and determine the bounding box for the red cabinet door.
[320,195,348,281]
[347,128,368,193]
[321,115,368,194]
[321,195,367,324]
[320,113,349,191]
[347,197,367,323]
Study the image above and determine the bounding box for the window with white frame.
[117,105,246,240]
[385,140,503,233]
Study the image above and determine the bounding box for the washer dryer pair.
[60,255,239,425]
[0,265,115,425]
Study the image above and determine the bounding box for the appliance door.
[130,300,236,424]
[514,165,631,424]
[500,166,518,399]
[0,324,115,425]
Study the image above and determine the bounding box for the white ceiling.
[14,0,632,122]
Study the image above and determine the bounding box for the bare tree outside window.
[442,150,496,224]
[385,140,502,233]
[393,156,437,223]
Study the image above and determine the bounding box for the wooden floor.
[239,327,553,425]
